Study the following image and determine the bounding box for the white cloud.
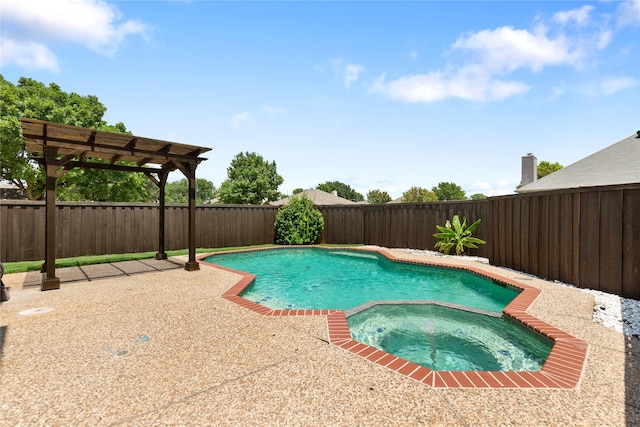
[466,180,515,197]
[372,67,530,103]
[0,39,59,71]
[372,5,620,104]
[596,29,613,50]
[372,73,439,103]
[229,112,253,129]
[0,0,151,70]
[553,5,594,26]
[599,76,639,95]
[344,63,364,87]
[331,57,364,87]
[488,80,532,101]
[617,0,640,27]
[453,26,582,73]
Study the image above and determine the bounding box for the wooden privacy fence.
[487,184,640,300]
[0,202,279,261]
[0,200,486,261]
[1,183,638,298]
[320,201,488,256]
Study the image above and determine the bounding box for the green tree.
[367,189,391,203]
[274,195,324,244]
[432,182,467,201]
[165,178,216,204]
[217,151,283,204]
[401,186,438,203]
[0,75,151,201]
[537,161,563,178]
[57,168,155,202]
[317,181,364,202]
[470,193,487,200]
[292,188,304,195]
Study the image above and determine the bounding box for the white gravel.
[398,248,640,338]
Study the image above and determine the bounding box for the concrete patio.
[1,250,638,426]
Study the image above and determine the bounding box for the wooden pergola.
[21,118,211,291]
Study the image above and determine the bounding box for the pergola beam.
[34,158,166,174]
[23,133,205,165]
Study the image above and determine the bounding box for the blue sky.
[2,1,639,199]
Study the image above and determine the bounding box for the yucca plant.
[433,215,486,255]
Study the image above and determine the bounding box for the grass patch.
[2,244,278,274]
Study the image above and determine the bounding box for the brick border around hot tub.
[200,246,589,389]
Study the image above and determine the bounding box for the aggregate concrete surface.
[1,252,638,426]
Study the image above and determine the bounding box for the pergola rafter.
[21,118,211,291]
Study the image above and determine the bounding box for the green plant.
[274,195,324,244]
[367,189,392,203]
[433,215,486,255]
[217,151,284,204]
[402,186,438,202]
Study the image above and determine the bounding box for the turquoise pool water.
[206,248,519,312]
[348,304,552,371]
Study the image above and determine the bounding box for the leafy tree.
[57,168,156,202]
[470,193,487,200]
[0,75,151,201]
[292,188,304,195]
[317,181,364,202]
[432,182,467,201]
[217,151,283,204]
[401,186,438,203]
[367,189,391,203]
[274,195,324,244]
[165,178,216,204]
[537,161,563,178]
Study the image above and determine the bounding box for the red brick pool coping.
[200,246,588,389]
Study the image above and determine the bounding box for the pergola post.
[42,146,60,290]
[182,162,199,271]
[155,169,169,260]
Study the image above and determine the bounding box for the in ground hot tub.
[346,302,553,371]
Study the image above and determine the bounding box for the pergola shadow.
[21,118,211,290]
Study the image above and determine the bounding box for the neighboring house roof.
[388,196,404,203]
[517,132,640,193]
[270,189,356,206]
[0,182,26,200]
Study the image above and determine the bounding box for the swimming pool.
[204,247,588,388]
[206,248,519,313]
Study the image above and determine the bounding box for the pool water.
[206,248,519,312]
[348,304,552,371]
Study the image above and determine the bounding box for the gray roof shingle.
[517,132,640,193]
[270,189,357,205]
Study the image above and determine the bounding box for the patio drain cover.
[19,307,55,316]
